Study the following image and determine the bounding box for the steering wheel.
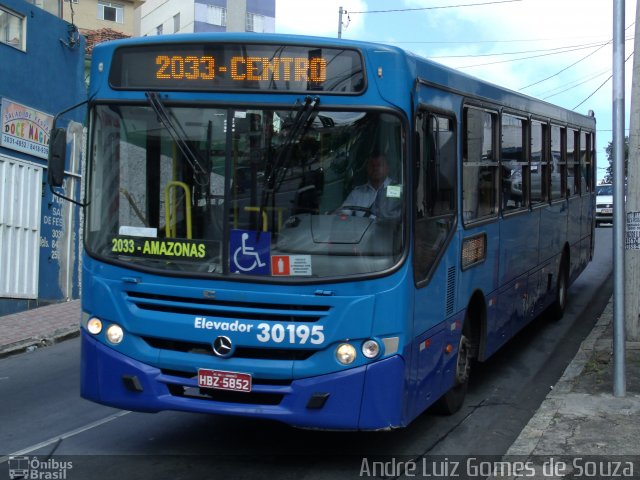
[337,205,374,217]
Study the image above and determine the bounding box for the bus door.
[409,109,460,416]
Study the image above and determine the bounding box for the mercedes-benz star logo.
[212,335,233,358]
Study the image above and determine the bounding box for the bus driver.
[339,151,401,219]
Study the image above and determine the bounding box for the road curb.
[0,327,80,359]
[505,299,613,456]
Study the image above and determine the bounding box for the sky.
[274,0,637,183]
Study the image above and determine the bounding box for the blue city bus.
[49,33,596,430]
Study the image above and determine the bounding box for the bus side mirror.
[48,127,67,187]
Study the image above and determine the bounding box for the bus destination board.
[109,43,365,93]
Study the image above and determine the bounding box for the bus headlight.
[106,324,124,344]
[336,343,356,365]
[87,317,103,335]
[362,339,380,359]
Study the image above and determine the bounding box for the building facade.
[61,0,143,36]
[0,0,86,315]
[139,0,275,36]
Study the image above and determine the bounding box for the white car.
[595,184,613,227]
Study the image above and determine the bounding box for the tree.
[603,136,628,184]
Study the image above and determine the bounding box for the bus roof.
[92,32,596,128]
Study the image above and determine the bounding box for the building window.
[246,12,265,32]
[0,6,25,51]
[98,1,124,24]
[206,5,226,26]
[173,13,180,33]
[156,24,163,35]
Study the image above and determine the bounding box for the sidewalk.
[0,300,80,358]
[505,298,640,471]
[1,296,639,462]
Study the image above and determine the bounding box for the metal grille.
[126,291,330,323]
[0,156,42,298]
[446,266,456,316]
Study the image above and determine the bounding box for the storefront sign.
[1,98,53,160]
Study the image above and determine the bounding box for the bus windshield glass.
[86,104,405,279]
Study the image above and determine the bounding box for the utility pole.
[612,0,626,397]
[626,0,640,342]
[338,6,344,38]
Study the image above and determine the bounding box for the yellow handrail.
[242,206,286,232]
[243,207,268,232]
[164,181,192,239]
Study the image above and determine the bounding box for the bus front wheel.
[435,327,472,415]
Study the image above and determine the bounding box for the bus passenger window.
[580,131,591,193]
[463,107,498,223]
[501,115,527,211]
[530,121,546,205]
[550,125,564,201]
[566,129,580,196]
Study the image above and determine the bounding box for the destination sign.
[110,236,208,260]
[109,43,365,93]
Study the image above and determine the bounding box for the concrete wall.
[139,0,194,36]
[140,0,275,35]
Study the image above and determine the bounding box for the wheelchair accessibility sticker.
[230,230,271,275]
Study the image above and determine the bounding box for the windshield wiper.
[258,96,320,227]
[145,92,207,183]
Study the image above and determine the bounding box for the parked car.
[595,183,613,227]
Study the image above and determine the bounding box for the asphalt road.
[0,228,613,480]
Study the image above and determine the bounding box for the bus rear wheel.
[435,328,472,415]
[551,257,568,320]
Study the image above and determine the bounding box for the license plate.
[198,369,252,392]
[602,208,612,214]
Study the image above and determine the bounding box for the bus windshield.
[86,103,405,279]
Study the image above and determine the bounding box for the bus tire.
[435,322,472,415]
[550,256,569,320]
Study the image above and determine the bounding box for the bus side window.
[530,121,546,205]
[414,112,457,284]
[550,125,564,201]
[463,107,499,222]
[501,114,527,211]
[580,131,591,193]
[567,129,580,196]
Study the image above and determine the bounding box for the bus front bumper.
[80,330,406,430]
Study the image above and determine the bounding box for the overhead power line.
[456,42,611,69]
[348,0,522,14]
[383,36,617,45]
[519,22,635,91]
[540,69,610,100]
[427,40,614,59]
[519,41,611,90]
[572,51,634,110]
